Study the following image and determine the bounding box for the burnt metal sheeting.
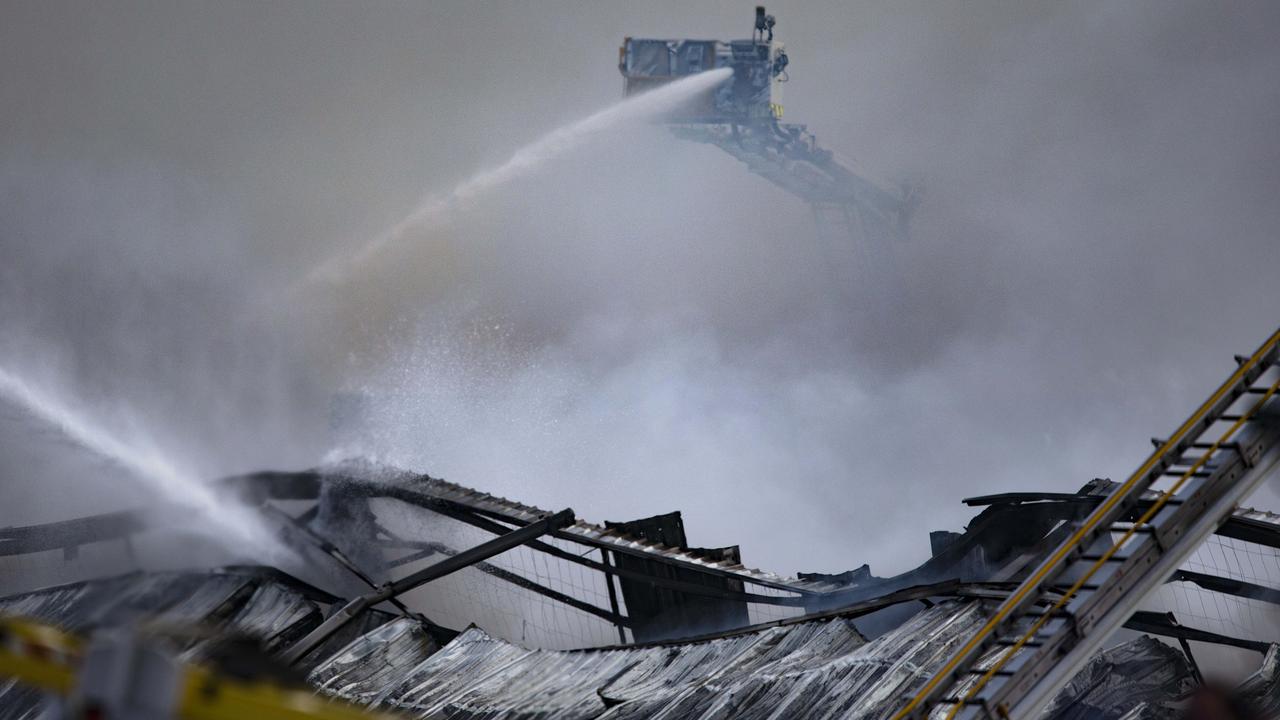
[308,596,1209,720]
[310,618,442,707]
[604,511,749,642]
[0,567,397,650]
[812,497,1094,610]
[0,567,339,646]
[0,568,345,717]
[1237,645,1280,718]
[317,603,1194,720]
[0,570,1254,720]
[0,566,411,659]
[1039,635,1196,720]
[964,485,1280,551]
[312,602,991,720]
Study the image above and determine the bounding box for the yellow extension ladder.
[896,327,1280,720]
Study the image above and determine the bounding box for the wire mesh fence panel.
[1151,534,1280,645]
[370,498,627,649]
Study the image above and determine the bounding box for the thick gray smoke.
[2,1,1279,580]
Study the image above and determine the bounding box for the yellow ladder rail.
[894,326,1280,720]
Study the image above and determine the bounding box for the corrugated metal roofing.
[0,567,1258,720]
[0,568,389,718]
[1038,635,1194,720]
[0,570,309,634]
[308,598,1222,720]
[311,601,985,719]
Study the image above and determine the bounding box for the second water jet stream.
[0,364,291,562]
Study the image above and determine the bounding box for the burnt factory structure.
[1,329,1279,718]
[1,7,1279,720]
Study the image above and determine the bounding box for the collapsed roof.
[2,456,1280,718]
[3,565,1274,720]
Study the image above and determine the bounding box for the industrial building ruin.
[1,328,1279,718]
[2,7,1279,720]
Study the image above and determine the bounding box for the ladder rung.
[1152,440,1220,450]
[1025,606,1075,619]
[996,638,1042,648]
[1054,576,1105,589]
[938,697,992,705]
[1137,497,1185,506]
[1071,520,1157,534]
[1078,553,1126,563]
[1169,455,1217,465]
[965,668,1014,677]
[1161,470,1211,478]
[1166,464,1219,474]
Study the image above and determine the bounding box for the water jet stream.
[0,364,290,562]
[308,67,733,284]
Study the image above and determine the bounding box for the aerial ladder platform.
[619,7,917,261]
[896,326,1280,720]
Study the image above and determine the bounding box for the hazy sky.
[2,1,1279,577]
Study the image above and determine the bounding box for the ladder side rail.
[987,413,1280,717]
[956,374,1280,718]
[894,328,1280,720]
[1003,439,1280,718]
